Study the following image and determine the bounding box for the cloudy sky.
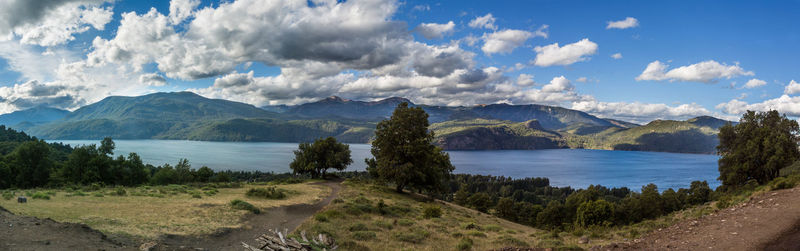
[0,0,798,123]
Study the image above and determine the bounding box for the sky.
[0,0,799,123]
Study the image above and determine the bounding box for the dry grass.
[0,182,329,239]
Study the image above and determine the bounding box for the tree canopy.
[290,137,352,178]
[717,110,800,188]
[366,102,454,193]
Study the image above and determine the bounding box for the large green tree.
[290,137,352,178]
[6,140,54,188]
[366,102,454,193]
[717,110,800,188]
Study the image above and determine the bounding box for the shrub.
[495,235,528,247]
[230,199,260,214]
[466,230,486,237]
[332,198,344,204]
[2,191,13,200]
[770,177,797,190]
[314,214,329,222]
[93,192,104,197]
[191,193,202,199]
[423,205,442,218]
[393,229,430,243]
[485,224,502,232]
[351,231,376,241]
[375,220,393,230]
[457,238,473,250]
[246,187,286,199]
[348,223,368,232]
[32,192,50,200]
[204,190,218,196]
[67,191,88,197]
[396,219,414,226]
[114,187,127,196]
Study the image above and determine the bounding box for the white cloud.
[785,80,800,95]
[139,73,167,86]
[606,17,639,29]
[415,21,455,39]
[481,29,534,55]
[635,60,754,83]
[572,99,711,124]
[516,74,535,86]
[743,78,766,89]
[3,1,114,47]
[576,77,588,83]
[532,38,598,67]
[541,76,573,93]
[717,94,800,117]
[168,0,200,24]
[611,53,622,59]
[468,13,496,30]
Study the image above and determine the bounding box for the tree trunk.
[396,184,404,193]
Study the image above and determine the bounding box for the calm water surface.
[51,140,720,190]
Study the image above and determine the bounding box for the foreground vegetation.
[0,181,327,238]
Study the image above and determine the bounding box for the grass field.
[0,182,329,239]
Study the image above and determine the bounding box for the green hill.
[0,106,70,128]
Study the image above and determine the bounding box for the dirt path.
[599,187,800,251]
[0,206,136,250]
[157,180,342,250]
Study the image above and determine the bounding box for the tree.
[99,137,115,156]
[290,137,352,179]
[639,183,663,219]
[7,140,54,188]
[687,180,712,205]
[495,197,516,220]
[467,192,492,212]
[718,110,800,188]
[576,199,614,227]
[366,102,454,193]
[196,166,214,182]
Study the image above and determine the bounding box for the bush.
[485,224,502,232]
[351,231,376,241]
[393,229,430,243]
[2,191,13,200]
[230,199,260,214]
[32,192,50,200]
[396,219,414,226]
[246,187,286,199]
[348,223,368,232]
[423,205,442,218]
[314,214,329,222]
[466,230,486,238]
[114,187,126,196]
[93,192,104,197]
[770,177,797,190]
[375,220,393,230]
[457,238,473,250]
[191,193,202,199]
[575,199,614,227]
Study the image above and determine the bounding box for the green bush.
[93,192,104,197]
[348,223,368,232]
[770,177,797,190]
[351,231,376,241]
[230,199,261,214]
[246,187,286,199]
[32,192,50,200]
[485,224,502,232]
[396,219,414,226]
[375,220,393,230]
[114,187,127,196]
[191,193,202,199]
[466,230,486,238]
[2,191,13,200]
[575,199,614,227]
[314,214,329,222]
[393,229,430,243]
[423,205,442,218]
[457,238,473,250]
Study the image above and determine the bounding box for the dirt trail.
[599,187,800,251]
[157,180,342,250]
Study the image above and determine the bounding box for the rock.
[139,241,158,251]
[579,236,590,244]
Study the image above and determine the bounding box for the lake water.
[51,139,721,190]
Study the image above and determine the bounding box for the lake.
[51,139,721,190]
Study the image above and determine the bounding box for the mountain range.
[1,92,733,154]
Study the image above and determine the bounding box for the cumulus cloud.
[168,0,200,24]
[635,60,754,83]
[468,13,496,30]
[541,76,573,92]
[481,29,534,55]
[532,38,598,67]
[415,21,455,39]
[139,73,167,86]
[785,80,800,95]
[606,17,639,29]
[516,74,535,86]
[0,0,113,46]
[743,78,766,89]
[717,95,800,117]
[572,99,711,123]
[611,53,622,59]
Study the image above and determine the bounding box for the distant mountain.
[278,96,623,131]
[592,117,728,154]
[0,106,70,127]
[687,115,733,129]
[431,119,567,150]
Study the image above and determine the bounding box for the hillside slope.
[0,106,69,128]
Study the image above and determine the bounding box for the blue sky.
[0,0,798,123]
